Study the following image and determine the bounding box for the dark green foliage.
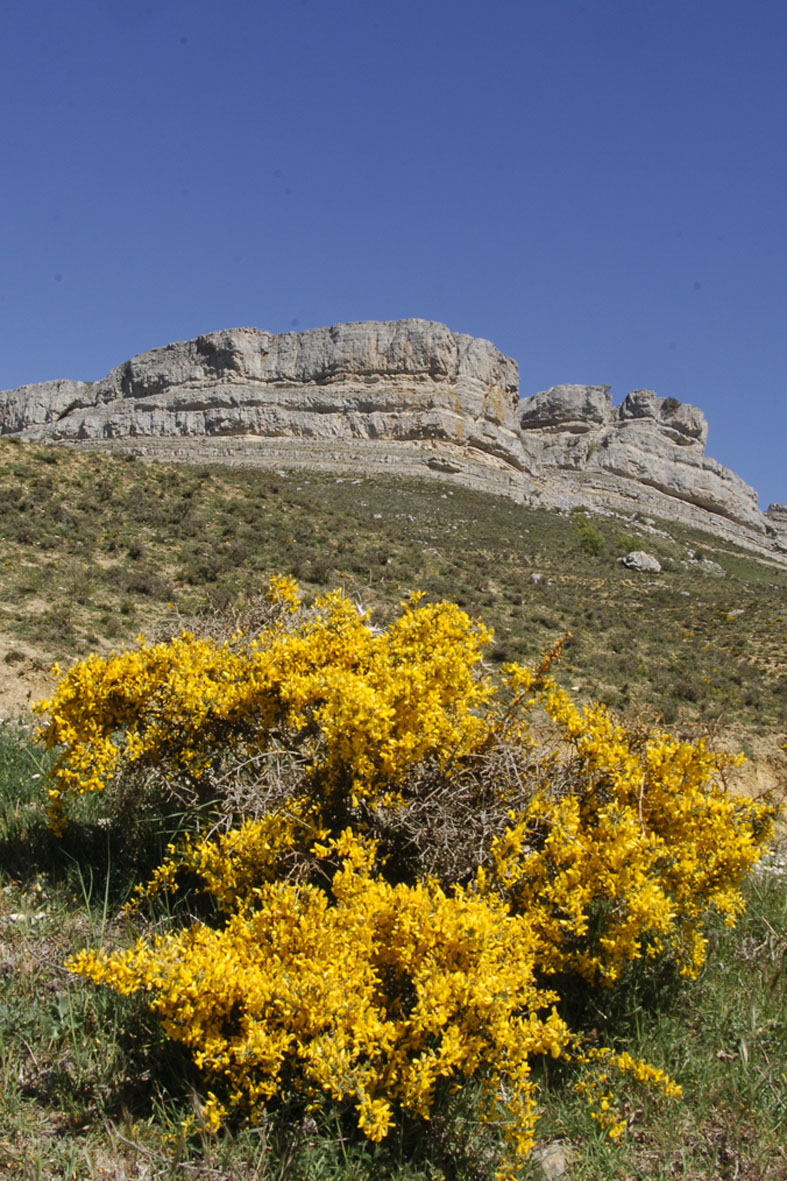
[571,509,606,556]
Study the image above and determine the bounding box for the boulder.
[620,551,662,573]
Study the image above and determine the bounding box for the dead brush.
[354,732,573,889]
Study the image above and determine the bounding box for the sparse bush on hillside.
[571,508,605,556]
[34,579,777,1177]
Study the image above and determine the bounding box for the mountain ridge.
[2,319,785,563]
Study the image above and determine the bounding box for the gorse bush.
[36,576,495,835]
[35,578,775,1178]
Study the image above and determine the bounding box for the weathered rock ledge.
[1,320,783,563]
[764,504,787,549]
[518,384,770,544]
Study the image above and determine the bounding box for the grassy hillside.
[1,438,786,741]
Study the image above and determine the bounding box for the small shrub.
[111,566,172,598]
[571,510,605,556]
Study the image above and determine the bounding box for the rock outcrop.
[519,385,766,537]
[0,322,528,501]
[0,379,92,435]
[1,320,783,562]
[765,504,787,550]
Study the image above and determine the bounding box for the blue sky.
[2,0,785,509]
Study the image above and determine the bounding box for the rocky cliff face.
[1,320,783,560]
[2,321,522,460]
[518,385,767,538]
[765,504,787,548]
[0,379,92,435]
[0,322,528,500]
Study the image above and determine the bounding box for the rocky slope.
[519,384,769,539]
[2,319,784,561]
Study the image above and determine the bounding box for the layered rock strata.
[765,505,787,550]
[518,385,767,539]
[1,321,525,487]
[1,320,783,561]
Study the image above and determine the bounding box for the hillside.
[1,438,785,789]
[1,436,786,1180]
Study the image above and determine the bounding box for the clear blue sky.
[2,0,785,509]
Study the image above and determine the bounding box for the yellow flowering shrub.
[41,578,775,1173]
[35,586,493,833]
[70,829,568,1173]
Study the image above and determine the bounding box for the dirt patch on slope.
[0,638,55,720]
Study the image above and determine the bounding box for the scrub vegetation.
[1,439,786,736]
[0,440,785,1178]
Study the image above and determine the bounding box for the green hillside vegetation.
[1,438,786,735]
[0,438,785,1180]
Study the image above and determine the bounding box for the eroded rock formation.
[1,320,783,560]
[518,385,766,537]
[765,504,787,549]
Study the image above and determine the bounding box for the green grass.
[518,863,787,1180]
[1,718,786,1179]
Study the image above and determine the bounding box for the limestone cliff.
[1,320,783,561]
[0,322,528,500]
[519,385,767,538]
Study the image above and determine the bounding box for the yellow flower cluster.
[572,1045,682,1140]
[44,578,775,1172]
[36,586,493,833]
[488,682,773,982]
[69,828,567,1174]
[124,799,326,916]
